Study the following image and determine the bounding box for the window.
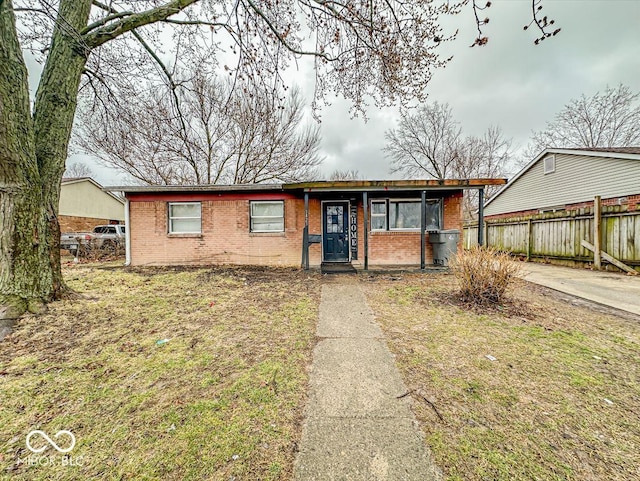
[94,226,116,234]
[544,154,556,174]
[168,202,201,234]
[389,201,421,229]
[371,199,442,231]
[371,201,387,230]
[424,201,441,231]
[250,201,284,232]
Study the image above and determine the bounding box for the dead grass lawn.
[362,273,640,481]
[0,264,320,480]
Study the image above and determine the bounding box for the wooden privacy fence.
[464,200,640,273]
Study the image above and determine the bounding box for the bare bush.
[73,239,125,262]
[451,247,522,305]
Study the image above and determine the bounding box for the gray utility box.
[429,229,460,267]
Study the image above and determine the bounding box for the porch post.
[303,192,309,270]
[478,188,485,247]
[420,190,426,269]
[363,191,369,270]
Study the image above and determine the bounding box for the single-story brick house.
[112,179,505,269]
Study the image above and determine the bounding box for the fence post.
[477,188,484,246]
[594,195,601,270]
[527,218,533,260]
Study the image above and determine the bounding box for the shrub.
[74,238,125,261]
[451,247,522,305]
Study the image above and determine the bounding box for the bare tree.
[328,169,361,181]
[385,102,462,179]
[76,75,321,185]
[384,103,511,218]
[64,161,94,178]
[527,84,640,157]
[0,0,559,315]
[453,127,511,218]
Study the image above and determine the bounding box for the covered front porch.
[284,179,505,271]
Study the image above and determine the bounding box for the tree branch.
[84,0,200,49]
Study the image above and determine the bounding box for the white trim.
[124,198,131,266]
[321,200,351,263]
[370,199,387,231]
[543,154,556,174]
[388,198,422,231]
[168,201,202,234]
[370,198,443,232]
[249,200,285,233]
[485,148,640,210]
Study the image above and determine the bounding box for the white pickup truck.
[60,225,126,256]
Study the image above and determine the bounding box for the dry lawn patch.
[0,265,320,480]
[362,273,640,481]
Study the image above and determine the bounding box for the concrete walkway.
[293,281,441,481]
[523,263,640,316]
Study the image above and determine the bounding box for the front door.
[323,202,349,262]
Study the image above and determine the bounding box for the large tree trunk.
[0,0,50,318]
[32,0,92,300]
[0,0,91,318]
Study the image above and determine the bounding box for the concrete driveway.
[522,262,640,316]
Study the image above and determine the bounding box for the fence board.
[463,206,640,272]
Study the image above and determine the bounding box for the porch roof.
[284,178,506,192]
[108,178,506,194]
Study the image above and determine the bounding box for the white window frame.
[370,198,442,232]
[168,202,202,234]
[370,200,387,231]
[544,154,556,174]
[250,200,285,233]
[388,198,422,231]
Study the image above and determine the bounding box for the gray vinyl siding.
[485,153,640,216]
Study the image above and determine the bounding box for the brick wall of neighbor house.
[59,215,121,233]
[485,194,640,220]
[128,191,463,267]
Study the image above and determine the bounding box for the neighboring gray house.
[484,147,640,218]
[469,147,640,273]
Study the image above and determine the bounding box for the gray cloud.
[23,1,640,185]
[313,0,640,179]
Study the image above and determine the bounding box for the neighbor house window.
[250,201,284,232]
[371,199,442,231]
[168,202,201,234]
[544,155,556,174]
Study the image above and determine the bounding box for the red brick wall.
[59,215,121,233]
[486,194,640,220]
[128,191,463,267]
[130,197,308,266]
[360,191,462,266]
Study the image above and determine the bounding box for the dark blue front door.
[323,202,349,262]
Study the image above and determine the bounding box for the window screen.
[250,201,284,232]
[168,202,202,234]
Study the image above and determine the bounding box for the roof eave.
[484,147,640,210]
[284,178,507,192]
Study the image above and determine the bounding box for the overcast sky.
[56,0,640,185]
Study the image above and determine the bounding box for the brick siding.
[128,191,463,267]
[59,215,121,233]
[485,194,640,220]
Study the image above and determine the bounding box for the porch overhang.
[293,178,507,271]
[284,178,506,193]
